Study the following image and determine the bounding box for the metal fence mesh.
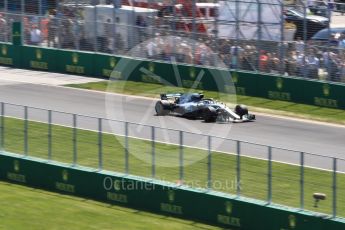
[0,0,344,81]
[0,102,344,218]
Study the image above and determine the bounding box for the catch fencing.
[0,101,345,218]
[0,0,345,82]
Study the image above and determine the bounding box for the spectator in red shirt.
[259,50,269,72]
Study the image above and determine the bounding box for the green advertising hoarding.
[233,71,345,109]
[230,71,259,96]
[21,46,57,71]
[0,153,344,230]
[12,22,22,46]
[56,50,95,76]
[1,39,345,109]
[0,43,15,66]
[94,54,119,78]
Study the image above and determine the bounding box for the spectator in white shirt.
[305,49,320,79]
[30,25,41,46]
[295,37,305,54]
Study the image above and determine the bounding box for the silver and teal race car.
[155,93,255,123]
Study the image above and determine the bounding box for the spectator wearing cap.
[0,14,6,42]
[338,34,345,49]
[295,37,305,54]
[230,45,243,69]
[146,39,157,59]
[285,51,297,76]
[269,52,281,74]
[259,50,269,72]
[296,51,305,77]
[305,49,320,79]
[339,62,345,82]
[328,52,340,81]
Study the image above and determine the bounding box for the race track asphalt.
[0,79,344,170]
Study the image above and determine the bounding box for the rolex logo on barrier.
[232,72,238,84]
[66,53,84,74]
[276,77,283,90]
[0,44,12,65]
[288,214,296,229]
[323,84,330,97]
[269,77,290,101]
[110,57,116,68]
[217,201,241,227]
[62,169,69,182]
[225,201,232,215]
[72,53,79,65]
[14,160,20,172]
[2,45,7,56]
[30,49,47,70]
[189,66,196,79]
[7,160,26,183]
[168,190,175,202]
[314,83,337,108]
[148,62,155,72]
[36,49,42,60]
[160,189,182,215]
[55,169,75,193]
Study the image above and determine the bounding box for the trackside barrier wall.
[4,40,345,109]
[0,152,344,230]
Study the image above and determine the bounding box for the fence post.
[4,0,8,43]
[267,146,272,204]
[73,114,77,166]
[38,0,43,15]
[125,122,129,174]
[333,157,337,218]
[235,0,240,71]
[48,110,52,160]
[151,126,155,178]
[74,0,80,50]
[279,2,285,74]
[236,140,241,196]
[302,4,307,78]
[207,136,212,190]
[179,131,184,182]
[191,0,196,64]
[98,118,103,170]
[21,0,25,45]
[0,102,4,151]
[93,4,98,52]
[24,106,28,156]
[300,152,304,210]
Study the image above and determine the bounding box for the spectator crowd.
[0,3,345,83]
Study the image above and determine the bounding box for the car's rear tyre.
[155,100,170,116]
[235,104,248,119]
[203,106,218,122]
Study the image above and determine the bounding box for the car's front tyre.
[234,104,248,119]
[203,106,218,122]
[155,100,170,116]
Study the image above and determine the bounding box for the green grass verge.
[0,181,221,230]
[66,80,345,125]
[2,116,345,217]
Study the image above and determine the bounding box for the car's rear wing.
[160,93,183,100]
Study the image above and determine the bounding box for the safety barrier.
[1,38,345,109]
[0,152,344,230]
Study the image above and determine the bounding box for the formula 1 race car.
[155,93,255,123]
